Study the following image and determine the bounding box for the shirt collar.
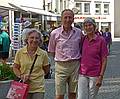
[60,25,76,34]
[22,46,41,56]
[86,34,98,42]
[93,34,98,40]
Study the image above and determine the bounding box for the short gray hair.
[61,9,74,17]
[83,17,96,27]
[24,28,43,47]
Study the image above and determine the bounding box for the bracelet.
[18,73,23,78]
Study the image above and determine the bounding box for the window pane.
[84,3,90,13]
[75,3,82,14]
[95,3,101,14]
[104,4,109,8]
[96,10,99,13]
[96,4,100,8]
[104,4,109,14]
[76,3,80,7]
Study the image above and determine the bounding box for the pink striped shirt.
[48,26,82,61]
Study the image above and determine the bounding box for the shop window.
[101,22,111,32]
[22,13,30,18]
[95,4,101,15]
[32,14,39,18]
[104,4,109,15]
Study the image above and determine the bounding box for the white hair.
[24,28,43,47]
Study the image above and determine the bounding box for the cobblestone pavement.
[44,77,120,99]
[44,41,120,99]
[97,77,120,99]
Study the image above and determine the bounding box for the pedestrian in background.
[100,29,104,36]
[48,9,83,99]
[13,29,50,99]
[22,20,33,46]
[0,27,11,64]
[95,28,102,36]
[102,28,112,53]
[78,17,108,99]
[74,23,81,29]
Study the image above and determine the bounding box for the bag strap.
[29,54,38,75]
[80,35,86,54]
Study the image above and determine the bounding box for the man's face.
[61,11,74,29]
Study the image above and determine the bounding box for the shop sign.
[101,22,109,26]
[74,16,106,20]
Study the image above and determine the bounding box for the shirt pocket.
[88,44,100,56]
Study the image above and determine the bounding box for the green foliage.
[0,64,16,81]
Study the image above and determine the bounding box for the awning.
[0,0,14,8]
[9,3,60,17]
[0,1,14,17]
[21,5,60,17]
[0,8,9,17]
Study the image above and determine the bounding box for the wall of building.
[49,0,118,40]
[71,0,115,39]
[114,0,120,38]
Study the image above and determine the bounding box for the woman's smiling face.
[27,32,40,48]
[84,22,95,34]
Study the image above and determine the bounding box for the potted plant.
[0,63,16,98]
[0,64,16,81]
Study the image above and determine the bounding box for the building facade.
[114,0,120,38]
[72,0,114,39]
[49,0,115,39]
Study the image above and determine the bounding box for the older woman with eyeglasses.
[13,28,50,99]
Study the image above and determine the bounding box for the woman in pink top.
[78,17,108,99]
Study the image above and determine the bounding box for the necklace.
[27,46,37,56]
[28,50,36,56]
